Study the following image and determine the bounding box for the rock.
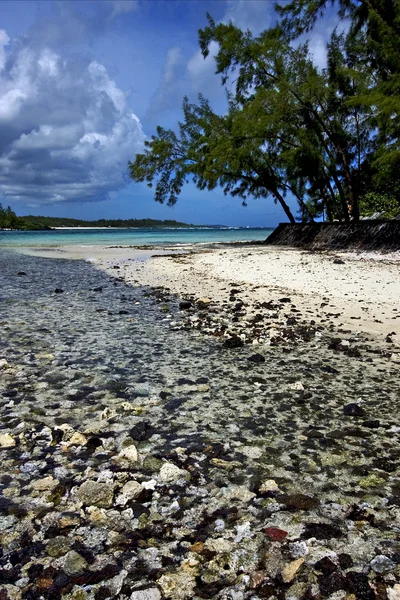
[301,522,343,540]
[223,336,244,348]
[63,550,88,575]
[281,558,305,583]
[280,493,319,510]
[130,420,153,441]
[370,555,395,574]
[210,458,242,470]
[179,301,192,310]
[116,480,144,505]
[197,384,210,392]
[196,297,212,306]
[46,536,73,557]
[77,480,115,508]
[288,541,309,559]
[117,443,139,463]
[68,432,87,446]
[387,585,400,600]
[333,258,345,264]
[221,485,255,503]
[130,589,162,600]
[0,359,10,369]
[359,474,386,489]
[204,537,233,553]
[279,297,291,303]
[240,445,263,459]
[248,353,265,363]
[343,403,365,417]
[259,479,280,494]
[265,527,288,542]
[249,571,265,589]
[54,288,64,293]
[32,475,59,491]
[159,462,188,484]
[158,562,198,599]
[290,381,304,391]
[0,433,16,448]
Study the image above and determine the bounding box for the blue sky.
[0,0,337,226]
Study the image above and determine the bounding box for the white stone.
[68,432,87,446]
[159,462,188,483]
[0,433,16,448]
[290,381,304,391]
[259,479,280,493]
[240,446,263,459]
[115,480,144,506]
[0,358,9,369]
[204,537,233,553]
[122,480,143,498]
[117,444,139,463]
[387,584,400,600]
[222,485,256,503]
[130,589,161,600]
[288,541,309,559]
[234,521,252,542]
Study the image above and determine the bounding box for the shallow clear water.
[1,250,399,598]
[0,227,273,247]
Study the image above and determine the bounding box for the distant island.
[0,204,198,230]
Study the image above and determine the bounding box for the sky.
[0,0,339,227]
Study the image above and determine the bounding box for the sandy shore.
[23,243,400,343]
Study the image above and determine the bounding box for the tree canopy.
[130,1,400,222]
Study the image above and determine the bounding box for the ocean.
[0,226,273,247]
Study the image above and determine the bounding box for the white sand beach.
[25,243,400,341]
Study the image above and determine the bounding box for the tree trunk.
[274,190,296,223]
[320,188,333,222]
[339,150,359,221]
[331,172,350,223]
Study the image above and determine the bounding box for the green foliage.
[0,203,197,230]
[0,203,19,229]
[17,216,197,229]
[359,192,400,218]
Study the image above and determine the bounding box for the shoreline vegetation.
[0,205,202,231]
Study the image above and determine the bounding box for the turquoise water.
[0,227,272,247]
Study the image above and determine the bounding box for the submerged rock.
[77,480,115,508]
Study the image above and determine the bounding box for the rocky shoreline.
[1,249,400,600]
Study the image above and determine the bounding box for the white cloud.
[0,29,10,69]
[146,46,186,118]
[223,0,273,34]
[164,47,183,85]
[0,32,145,206]
[187,40,219,92]
[110,0,139,18]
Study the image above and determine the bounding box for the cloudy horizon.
[0,1,337,226]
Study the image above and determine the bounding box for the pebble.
[77,480,115,508]
[159,462,189,483]
[130,589,162,600]
[116,443,139,463]
[370,555,396,573]
[63,550,88,575]
[281,558,305,583]
[0,432,16,448]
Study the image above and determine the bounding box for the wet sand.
[25,243,400,342]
